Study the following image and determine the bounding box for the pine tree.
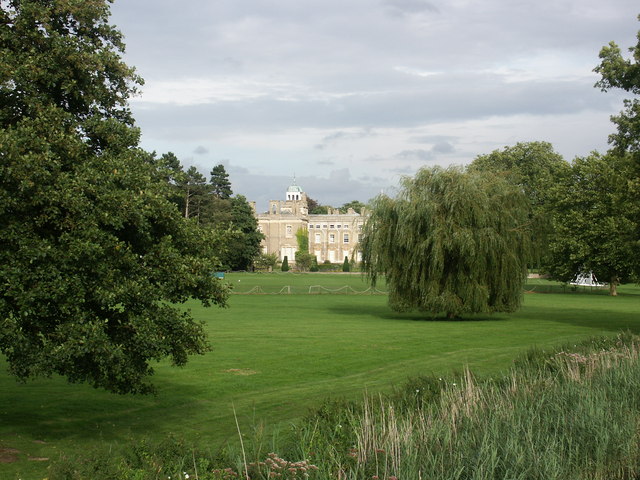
[281,256,289,272]
[210,164,233,199]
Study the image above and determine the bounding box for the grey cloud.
[315,128,376,150]
[193,145,209,155]
[230,168,392,210]
[396,149,436,162]
[432,141,454,154]
[132,75,621,141]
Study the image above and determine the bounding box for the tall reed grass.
[284,332,640,480]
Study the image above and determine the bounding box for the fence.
[231,285,388,295]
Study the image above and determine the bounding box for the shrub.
[281,256,289,272]
[342,256,350,272]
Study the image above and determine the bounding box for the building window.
[343,233,349,243]
[315,233,320,243]
[330,224,335,229]
[309,224,314,229]
[344,224,350,229]
[358,233,363,242]
[329,233,335,243]
[316,224,320,229]
[323,224,327,229]
[286,225,292,237]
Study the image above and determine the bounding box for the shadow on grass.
[0,374,207,443]
[328,303,506,323]
[520,303,640,334]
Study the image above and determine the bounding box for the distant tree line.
[150,155,263,272]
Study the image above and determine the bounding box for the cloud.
[432,141,455,154]
[193,145,209,155]
[315,128,376,150]
[396,149,436,162]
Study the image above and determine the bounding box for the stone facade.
[254,182,365,264]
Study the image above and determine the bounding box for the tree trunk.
[609,276,619,296]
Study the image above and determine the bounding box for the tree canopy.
[593,16,640,283]
[0,0,229,394]
[362,167,531,318]
[594,16,640,157]
[545,152,638,295]
[468,142,570,265]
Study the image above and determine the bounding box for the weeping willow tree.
[362,166,531,318]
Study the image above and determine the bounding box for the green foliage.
[254,252,279,271]
[179,165,210,219]
[594,17,640,281]
[0,0,229,394]
[362,166,531,317]
[281,256,289,272]
[294,228,314,271]
[546,152,639,295]
[307,197,330,214]
[468,141,570,265]
[594,16,640,156]
[295,228,309,253]
[48,434,225,480]
[310,256,319,272]
[219,195,264,271]
[340,200,366,214]
[210,164,233,200]
[342,256,350,272]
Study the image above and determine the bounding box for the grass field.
[1,273,639,479]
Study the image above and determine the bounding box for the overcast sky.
[109,0,638,211]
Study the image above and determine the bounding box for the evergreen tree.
[281,256,289,272]
[210,164,233,199]
[219,195,264,271]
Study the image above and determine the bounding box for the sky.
[109,0,639,211]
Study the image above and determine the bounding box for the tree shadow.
[519,303,640,334]
[328,303,507,323]
[0,373,209,443]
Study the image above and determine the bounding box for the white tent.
[570,271,605,287]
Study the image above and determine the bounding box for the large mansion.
[252,182,365,264]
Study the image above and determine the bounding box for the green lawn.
[1,274,639,479]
